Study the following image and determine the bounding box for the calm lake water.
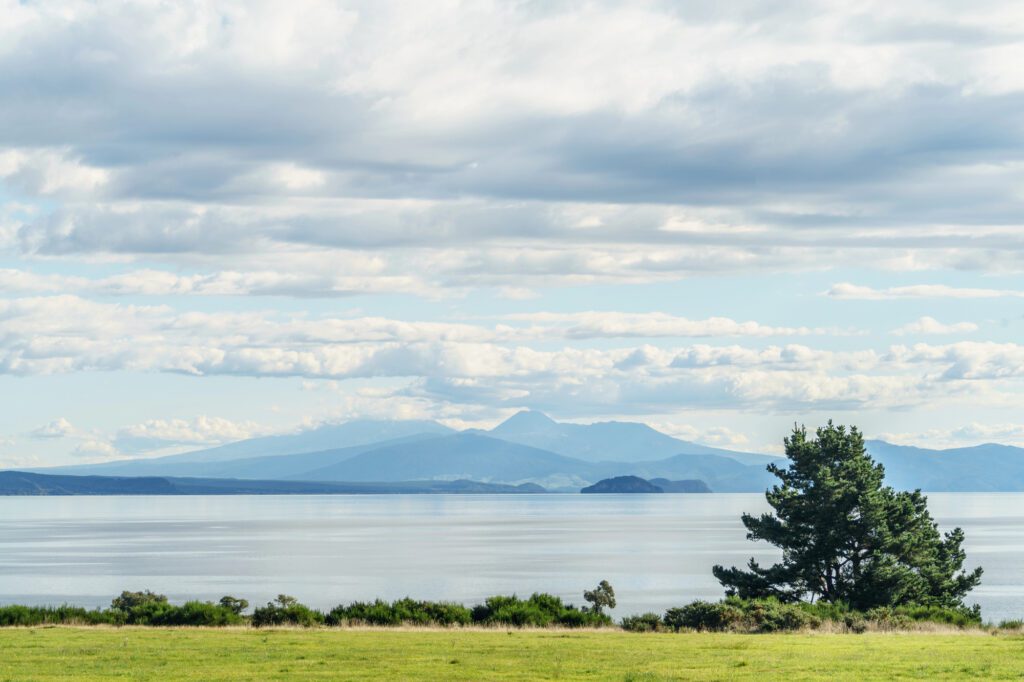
[0,493,1021,623]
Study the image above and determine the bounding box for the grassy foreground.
[2,628,1023,681]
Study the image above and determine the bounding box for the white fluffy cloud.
[0,148,108,196]
[0,1,1023,291]
[827,283,1024,300]
[1,295,1020,416]
[29,417,77,439]
[3,2,1024,460]
[502,312,847,339]
[893,317,978,336]
[113,416,271,453]
[878,422,1024,449]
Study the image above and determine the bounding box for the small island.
[580,476,711,494]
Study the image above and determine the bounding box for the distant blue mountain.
[161,419,454,462]
[26,414,1024,493]
[299,433,605,489]
[866,440,1024,492]
[299,433,774,492]
[488,410,776,465]
[37,421,454,477]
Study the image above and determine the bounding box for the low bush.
[664,600,744,632]
[250,595,324,628]
[0,605,109,627]
[865,604,982,630]
[620,612,662,632]
[470,593,611,628]
[999,619,1023,630]
[326,598,471,627]
[746,599,819,632]
[650,597,984,634]
[0,592,244,627]
[107,591,244,626]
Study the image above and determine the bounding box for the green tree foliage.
[713,422,983,610]
[218,596,249,615]
[583,580,616,615]
[251,595,324,627]
[469,593,611,627]
[619,612,662,632]
[110,590,168,611]
[327,598,471,626]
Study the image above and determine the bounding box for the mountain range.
[21,412,1024,492]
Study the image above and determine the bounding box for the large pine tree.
[713,422,982,610]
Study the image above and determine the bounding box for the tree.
[110,590,167,611]
[219,596,249,615]
[583,580,616,614]
[713,422,982,610]
[273,594,298,607]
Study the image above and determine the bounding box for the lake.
[0,493,1021,623]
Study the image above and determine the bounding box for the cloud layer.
[1,0,1024,294]
[0,295,1019,417]
[3,2,1024,461]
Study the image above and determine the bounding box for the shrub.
[621,612,662,632]
[0,594,245,627]
[469,593,611,628]
[999,619,1023,630]
[797,599,851,622]
[417,600,472,626]
[743,598,818,632]
[865,604,981,629]
[653,597,984,634]
[111,590,168,611]
[326,598,472,627]
[251,595,324,628]
[664,601,743,632]
[843,615,868,633]
[558,608,611,628]
[162,600,244,626]
[0,605,110,627]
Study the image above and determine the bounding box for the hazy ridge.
[17,412,1024,493]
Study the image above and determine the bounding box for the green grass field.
[1,628,1022,681]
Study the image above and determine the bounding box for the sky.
[3,0,1024,467]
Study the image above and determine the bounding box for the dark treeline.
[0,588,615,629]
[1,590,1017,632]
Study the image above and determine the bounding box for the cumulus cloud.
[4,2,1024,460]
[1,295,1022,415]
[0,148,108,196]
[70,439,119,459]
[0,1,1023,289]
[888,342,1024,380]
[878,422,1024,449]
[503,312,848,339]
[892,317,979,335]
[827,283,1024,300]
[113,416,270,453]
[29,417,77,439]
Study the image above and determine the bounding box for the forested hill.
[0,471,546,496]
